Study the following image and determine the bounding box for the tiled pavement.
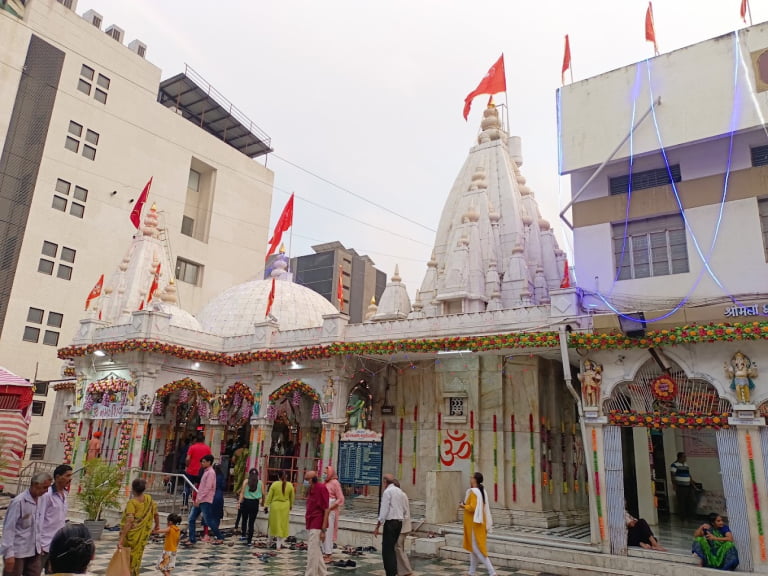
[86,531,558,576]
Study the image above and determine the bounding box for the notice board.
[338,440,383,485]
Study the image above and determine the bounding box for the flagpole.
[748,0,753,25]
[288,192,294,273]
[503,52,510,133]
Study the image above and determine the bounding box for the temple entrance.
[213,383,257,492]
[604,358,732,554]
[265,380,323,492]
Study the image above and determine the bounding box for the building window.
[29,444,46,460]
[188,169,201,192]
[31,400,46,416]
[752,145,768,167]
[65,121,98,160]
[38,241,75,280]
[79,65,109,104]
[52,178,87,218]
[759,198,768,260]
[175,257,202,285]
[609,165,682,196]
[448,397,465,417]
[181,216,195,237]
[613,214,689,280]
[33,381,49,396]
[23,308,62,345]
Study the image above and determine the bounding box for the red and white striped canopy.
[0,367,31,387]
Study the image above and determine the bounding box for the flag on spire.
[741,0,751,24]
[463,54,506,120]
[337,265,344,312]
[265,277,276,318]
[130,177,153,229]
[561,35,572,85]
[147,262,161,303]
[266,193,294,262]
[85,274,104,310]
[645,2,658,55]
[560,260,571,289]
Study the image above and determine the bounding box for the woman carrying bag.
[118,479,160,576]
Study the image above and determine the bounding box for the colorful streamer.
[511,414,517,502]
[398,407,404,479]
[547,420,553,496]
[746,432,767,561]
[470,410,475,476]
[436,411,442,470]
[561,421,568,495]
[591,428,605,540]
[412,404,418,485]
[529,413,535,503]
[572,422,579,493]
[493,414,498,502]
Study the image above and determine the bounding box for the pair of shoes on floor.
[333,560,357,567]
[362,546,376,552]
[254,553,270,563]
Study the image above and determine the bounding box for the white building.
[0,0,274,462]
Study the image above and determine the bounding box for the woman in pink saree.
[322,465,345,562]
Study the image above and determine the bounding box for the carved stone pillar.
[250,417,273,477]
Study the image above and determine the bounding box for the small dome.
[197,279,339,336]
[151,302,204,332]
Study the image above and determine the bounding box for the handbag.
[105,547,131,576]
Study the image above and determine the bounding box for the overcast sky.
[90,0,759,295]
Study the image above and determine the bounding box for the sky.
[89,0,760,296]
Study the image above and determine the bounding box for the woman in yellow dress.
[118,478,160,576]
[460,472,496,576]
[265,469,295,549]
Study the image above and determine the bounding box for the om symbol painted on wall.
[440,430,472,467]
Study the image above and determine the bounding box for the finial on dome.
[150,203,157,211]
[392,265,401,283]
[279,243,286,254]
[364,295,378,322]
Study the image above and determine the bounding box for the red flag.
[85,274,104,310]
[147,263,161,303]
[337,265,344,312]
[561,35,571,85]
[265,194,294,262]
[645,2,658,55]
[138,299,144,311]
[560,260,571,289]
[130,177,152,229]
[741,0,750,23]
[265,277,276,318]
[463,54,506,120]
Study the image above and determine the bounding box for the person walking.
[460,472,496,576]
[118,478,160,576]
[183,432,211,508]
[265,469,294,549]
[374,474,406,576]
[1,472,52,576]
[671,452,696,520]
[393,479,413,576]
[238,468,263,545]
[303,470,329,576]
[322,466,345,563]
[86,432,102,461]
[38,464,73,569]
[153,513,182,576]
[185,455,224,546]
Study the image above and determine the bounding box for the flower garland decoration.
[87,377,131,395]
[156,378,212,402]
[218,382,254,428]
[224,382,254,405]
[62,420,77,464]
[62,366,75,378]
[268,380,321,420]
[607,410,731,429]
[650,375,677,402]
[53,381,75,392]
[117,421,132,467]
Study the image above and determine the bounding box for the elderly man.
[38,464,73,569]
[1,472,52,576]
[393,479,414,576]
[374,474,407,576]
[304,470,329,576]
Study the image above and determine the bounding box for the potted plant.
[77,458,125,540]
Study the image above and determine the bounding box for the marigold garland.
[156,378,212,402]
[224,382,254,405]
[56,321,768,365]
[87,377,131,394]
[608,410,731,429]
[650,375,677,402]
[268,380,320,405]
[53,381,75,392]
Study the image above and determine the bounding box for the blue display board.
[338,440,383,486]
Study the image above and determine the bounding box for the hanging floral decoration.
[87,377,131,394]
[117,421,132,467]
[650,375,677,402]
[62,366,76,378]
[218,382,254,429]
[608,410,731,429]
[267,380,321,420]
[53,381,75,392]
[62,420,77,464]
[154,378,212,422]
[156,378,212,401]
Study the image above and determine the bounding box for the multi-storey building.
[0,0,274,461]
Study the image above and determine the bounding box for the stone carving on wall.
[725,351,758,404]
[578,359,603,408]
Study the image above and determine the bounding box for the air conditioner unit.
[105,25,125,44]
[82,9,103,30]
[128,39,147,59]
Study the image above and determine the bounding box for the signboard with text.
[338,429,383,486]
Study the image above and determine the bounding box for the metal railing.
[15,461,66,495]
[129,469,197,515]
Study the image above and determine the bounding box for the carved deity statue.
[578,359,603,408]
[323,377,335,415]
[725,351,758,404]
[211,386,223,420]
[346,386,369,430]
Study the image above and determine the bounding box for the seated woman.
[625,510,665,550]
[692,513,739,571]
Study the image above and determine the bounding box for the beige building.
[0,0,274,462]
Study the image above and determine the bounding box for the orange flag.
[138,299,145,311]
[129,177,153,229]
[741,0,751,24]
[266,194,294,262]
[265,277,276,318]
[85,274,104,310]
[463,54,506,120]
[560,260,571,289]
[561,35,572,85]
[147,262,161,303]
[337,265,344,312]
[645,2,658,55]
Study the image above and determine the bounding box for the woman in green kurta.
[265,469,295,549]
[118,478,160,576]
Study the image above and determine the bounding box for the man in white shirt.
[1,472,52,576]
[393,479,413,576]
[38,464,73,570]
[374,474,406,576]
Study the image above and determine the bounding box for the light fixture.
[437,349,471,356]
[290,361,302,370]
[93,350,106,357]
[192,362,200,369]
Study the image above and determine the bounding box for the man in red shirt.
[183,432,211,508]
[304,470,329,576]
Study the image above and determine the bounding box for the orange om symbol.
[440,430,471,467]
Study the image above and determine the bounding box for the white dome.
[151,302,203,332]
[196,279,339,336]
